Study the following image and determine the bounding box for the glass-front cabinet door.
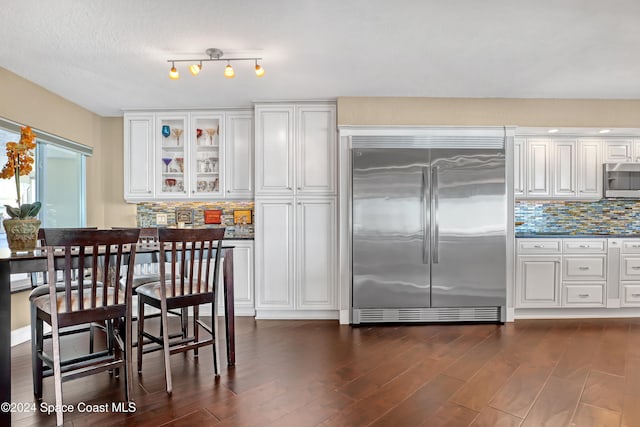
[156,113,189,198]
[190,112,224,198]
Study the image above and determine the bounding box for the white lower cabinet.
[212,241,255,316]
[516,238,607,309]
[516,255,561,307]
[255,197,338,318]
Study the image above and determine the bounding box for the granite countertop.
[516,233,640,238]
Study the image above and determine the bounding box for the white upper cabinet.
[296,105,337,194]
[156,112,190,199]
[516,136,603,200]
[124,113,155,200]
[604,140,633,163]
[255,106,295,195]
[513,138,525,197]
[577,139,602,198]
[255,102,337,197]
[552,139,577,198]
[224,111,254,198]
[526,139,552,197]
[189,112,224,199]
[123,110,254,202]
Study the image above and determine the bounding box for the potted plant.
[1,126,41,252]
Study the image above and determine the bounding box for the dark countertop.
[516,233,640,238]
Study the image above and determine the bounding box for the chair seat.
[122,274,181,290]
[136,280,213,299]
[32,287,125,315]
[29,281,103,300]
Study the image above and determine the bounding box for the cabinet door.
[255,106,295,196]
[218,240,254,315]
[255,199,295,309]
[224,112,254,198]
[296,105,337,195]
[156,112,189,199]
[577,140,602,198]
[189,113,224,199]
[296,198,337,310]
[516,255,561,307]
[635,141,640,162]
[552,139,577,198]
[604,140,633,163]
[124,113,155,201]
[514,138,525,198]
[527,139,551,197]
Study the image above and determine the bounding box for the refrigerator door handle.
[422,166,430,264]
[432,166,439,264]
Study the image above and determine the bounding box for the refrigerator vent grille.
[354,307,502,323]
[351,135,504,149]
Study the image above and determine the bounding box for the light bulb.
[169,65,179,80]
[255,63,265,77]
[224,63,235,78]
[189,63,202,76]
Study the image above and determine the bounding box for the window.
[0,118,92,289]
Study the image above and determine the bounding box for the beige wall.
[0,68,133,330]
[337,97,640,127]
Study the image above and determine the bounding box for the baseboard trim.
[255,309,339,320]
[11,325,32,347]
[515,307,640,319]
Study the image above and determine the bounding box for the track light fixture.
[167,48,264,80]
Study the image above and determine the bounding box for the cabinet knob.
[297,187,301,190]
[228,189,232,193]
[148,191,151,194]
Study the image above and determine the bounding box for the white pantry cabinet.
[255,103,337,196]
[254,197,338,316]
[123,109,254,202]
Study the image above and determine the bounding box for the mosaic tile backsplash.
[515,200,640,235]
[136,201,254,238]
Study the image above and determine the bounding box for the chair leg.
[160,297,173,394]
[112,319,121,378]
[51,322,65,427]
[181,307,188,339]
[31,308,43,399]
[212,300,220,377]
[137,297,145,374]
[124,315,133,403]
[193,305,199,358]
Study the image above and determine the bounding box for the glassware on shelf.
[205,128,217,145]
[196,128,203,145]
[174,157,184,172]
[162,125,171,140]
[162,157,173,173]
[172,128,184,145]
[164,178,177,192]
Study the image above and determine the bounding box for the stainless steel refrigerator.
[351,138,506,324]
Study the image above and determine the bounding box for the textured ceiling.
[2,0,640,116]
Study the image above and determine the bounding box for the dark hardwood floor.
[10,317,640,426]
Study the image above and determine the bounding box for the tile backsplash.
[515,199,640,234]
[136,201,254,237]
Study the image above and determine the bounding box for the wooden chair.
[31,228,140,426]
[136,227,225,393]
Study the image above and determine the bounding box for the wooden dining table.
[0,243,236,425]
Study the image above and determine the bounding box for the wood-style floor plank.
[12,317,640,427]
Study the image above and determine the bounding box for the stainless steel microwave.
[604,163,640,198]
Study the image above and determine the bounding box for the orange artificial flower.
[1,126,39,215]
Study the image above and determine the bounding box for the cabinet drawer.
[622,284,640,306]
[563,240,606,253]
[622,241,640,253]
[517,239,561,254]
[621,256,640,280]
[562,257,606,280]
[564,284,605,306]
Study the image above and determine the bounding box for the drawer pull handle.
[579,245,589,248]
[632,293,640,297]
[632,266,640,270]
[632,245,640,248]
[578,267,590,270]
[578,294,590,298]
[533,245,543,248]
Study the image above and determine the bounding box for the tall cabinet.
[254,102,338,319]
